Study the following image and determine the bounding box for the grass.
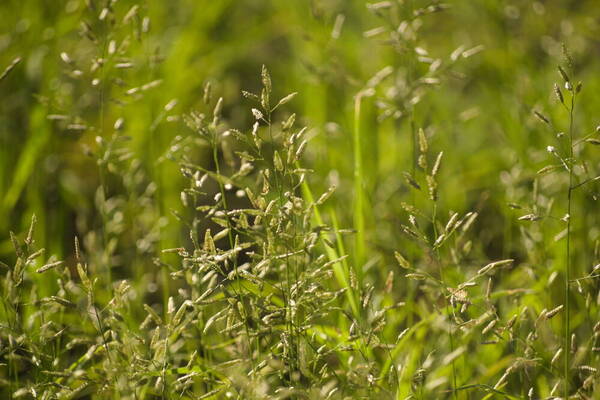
[353,91,366,291]
[1,1,600,399]
[565,75,575,400]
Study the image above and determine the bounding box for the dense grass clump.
[1,1,600,399]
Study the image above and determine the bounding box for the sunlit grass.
[1,1,599,399]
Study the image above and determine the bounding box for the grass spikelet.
[394,251,411,269]
[402,171,421,190]
[533,110,550,124]
[477,259,514,275]
[0,57,21,82]
[551,348,563,366]
[482,319,497,335]
[418,128,428,153]
[36,260,63,273]
[545,304,564,319]
[558,65,570,83]
[554,83,564,104]
[431,151,443,177]
[26,248,45,262]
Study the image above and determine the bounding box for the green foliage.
[1,0,600,399]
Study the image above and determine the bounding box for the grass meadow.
[1,1,600,398]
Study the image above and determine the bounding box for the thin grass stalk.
[286,153,302,381]
[268,106,298,380]
[564,87,575,400]
[98,18,112,289]
[291,180,301,382]
[432,202,458,400]
[149,106,170,312]
[408,5,418,327]
[353,93,365,288]
[329,209,360,318]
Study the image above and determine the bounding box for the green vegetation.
[1,1,599,398]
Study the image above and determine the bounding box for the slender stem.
[353,93,365,288]
[265,108,297,379]
[353,94,377,365]
[564,90,575,400]
[97,17,113,291]
[433,202,458,400]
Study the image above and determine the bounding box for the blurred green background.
[1,0,599,286]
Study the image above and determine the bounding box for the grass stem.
[353,92,365,288]
[564,88,575,400]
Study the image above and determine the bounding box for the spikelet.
[0,57,22,82]
[533,110,550,124]
[551,348,563,366]
[477,259,514,275]
[545,304,564,319]
[36,260,63,274]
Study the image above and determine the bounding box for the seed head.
[553,83,564,104]
[558,65,570,83]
